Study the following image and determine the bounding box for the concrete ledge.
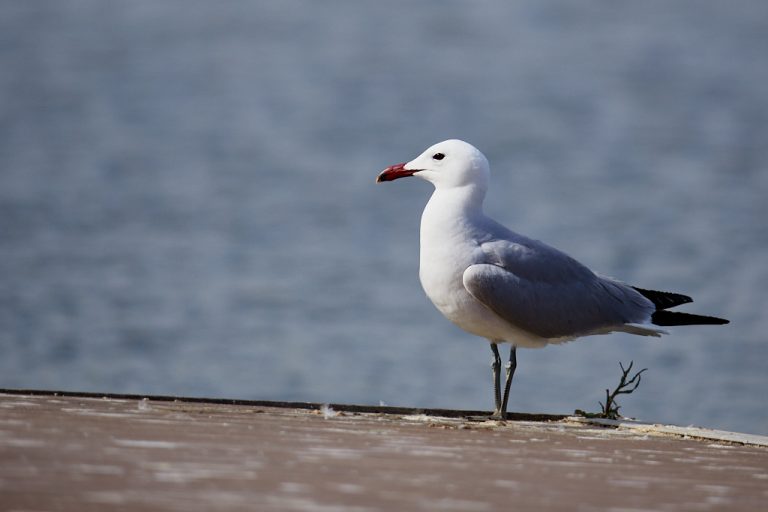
[1,390,766,511]
[0,387,567,421]
[568,416,768,448]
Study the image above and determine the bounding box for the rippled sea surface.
[1,1,767,434]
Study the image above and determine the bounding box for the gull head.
[376,139,490,191]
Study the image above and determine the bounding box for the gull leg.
[490,342,502,418]
[499,346,517,420]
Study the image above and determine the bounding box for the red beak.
[376,162,418,183]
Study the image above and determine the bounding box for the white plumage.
[377,139,728,418]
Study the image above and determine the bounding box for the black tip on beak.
[376,162,417,183]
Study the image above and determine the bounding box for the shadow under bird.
[376,139,729,419]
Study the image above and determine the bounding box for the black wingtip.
[632,286,693,310]
[651,310,730,326]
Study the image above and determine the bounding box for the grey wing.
[476,234,596,284]
[462,261,655,340]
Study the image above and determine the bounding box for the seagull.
[376,139,729,420]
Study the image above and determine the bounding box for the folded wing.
[462,234,658,339]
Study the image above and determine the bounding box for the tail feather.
[651,310,729,326]
[632,286,692,310]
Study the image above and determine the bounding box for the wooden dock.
[1,390,766,511]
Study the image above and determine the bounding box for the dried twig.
[575,361,648,420]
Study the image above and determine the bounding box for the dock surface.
[1,391,766,511]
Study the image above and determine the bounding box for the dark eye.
[432,153,445,160]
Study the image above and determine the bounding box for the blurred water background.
[1,1,766,434]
